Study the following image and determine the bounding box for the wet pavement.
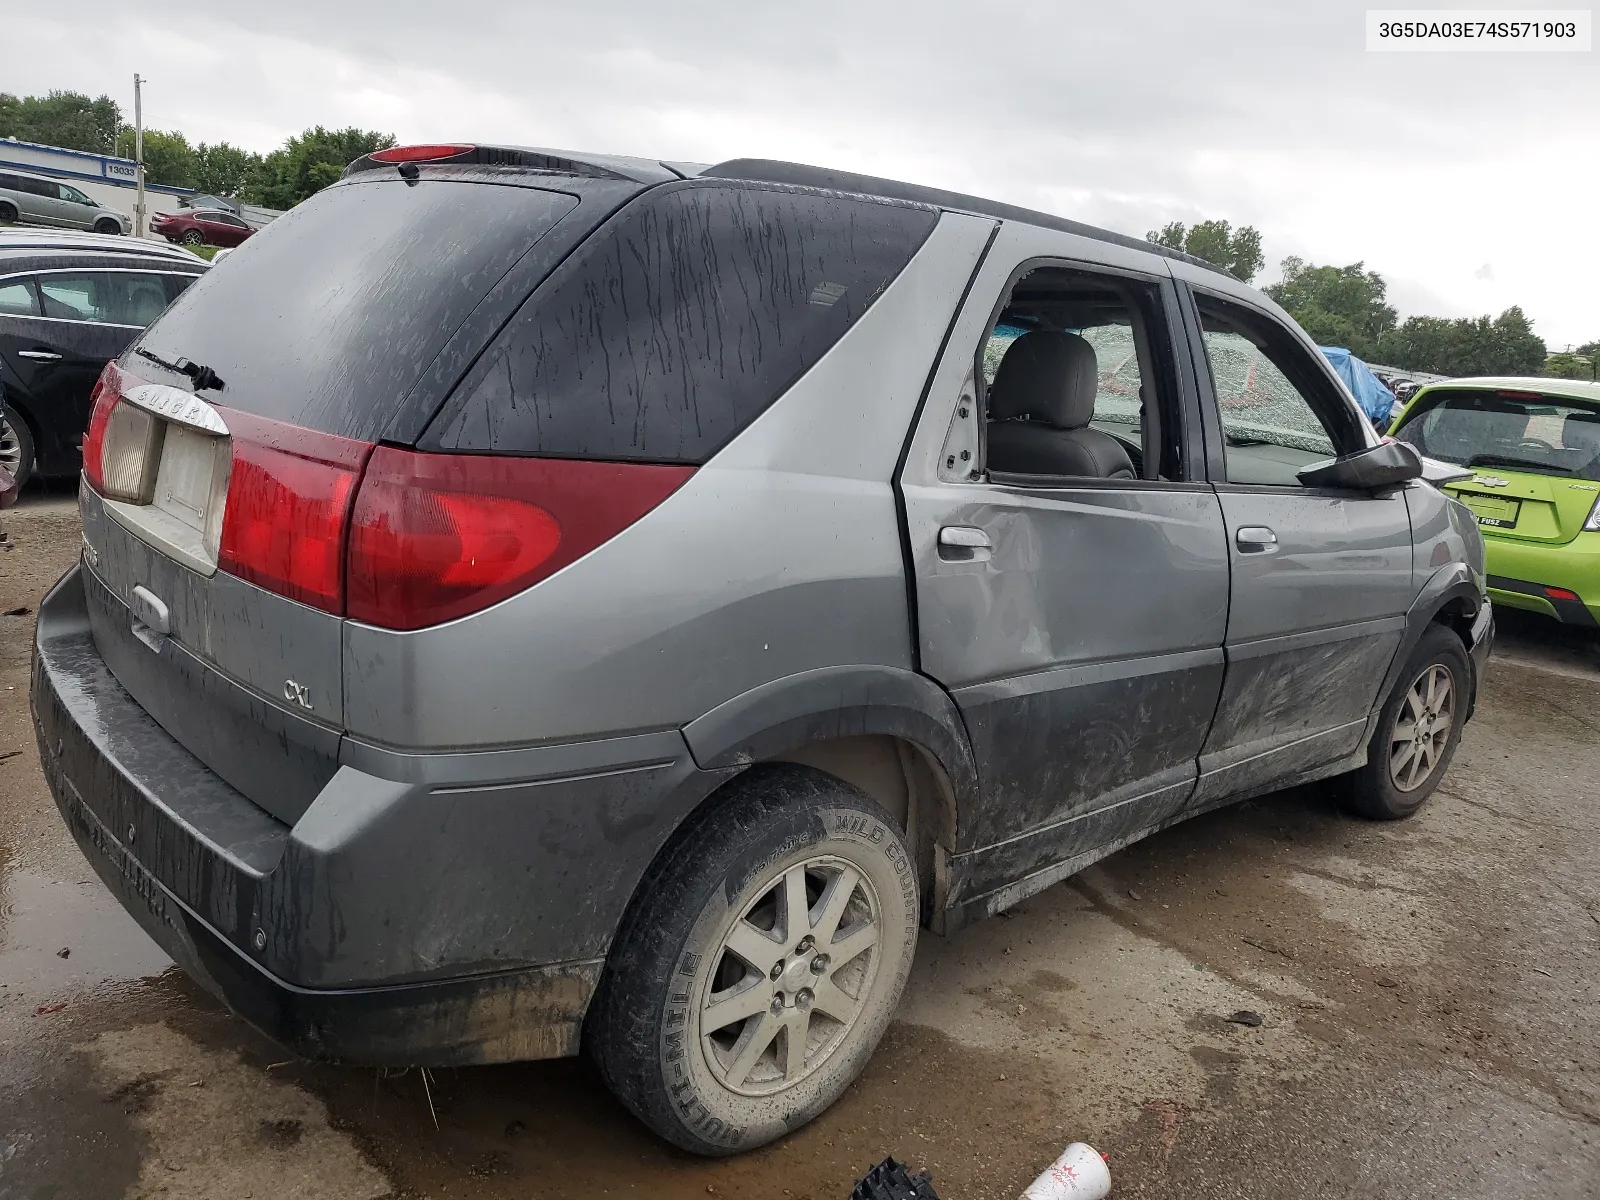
[2,491,1598,1199]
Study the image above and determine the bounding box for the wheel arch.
[681,665,980,925]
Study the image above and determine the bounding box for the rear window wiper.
[1462,453,1569,475]
[136,347,226,393]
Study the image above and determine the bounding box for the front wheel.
[93,218,122,235]
[586,765,920,1155]
[1336,624,1470,820]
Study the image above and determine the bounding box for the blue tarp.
[1320,346,1396,425]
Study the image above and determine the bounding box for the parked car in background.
[0,229,206,484]
[0,168,132,235]
[1391,376,1600,627]
[152,208,254,248]
[33,144,1490,1159]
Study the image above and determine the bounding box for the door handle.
[18,349,63,361]
[938,525,992,561]
[1235,525,1278,553]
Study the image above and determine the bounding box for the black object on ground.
[850,1157,941,1200]
[1228,1009,1264,1027]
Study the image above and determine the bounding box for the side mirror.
[1297,439,1423,491]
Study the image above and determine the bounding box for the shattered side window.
[429,182,939,463]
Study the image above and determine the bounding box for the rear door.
[1175,276,1416,804]
[898,222,1229,903]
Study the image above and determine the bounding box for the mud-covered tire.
[1,404,35,488]
[1336,624,1470,820]
[586,764,920,1156]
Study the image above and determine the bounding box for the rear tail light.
[81,363,122,494]
[83,362,164,502]
[216,413,374,613]
[346,449,693,631]
[1546,586,1581,602]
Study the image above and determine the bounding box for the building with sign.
[0,136,279,230]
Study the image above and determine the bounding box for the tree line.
[0,89,393,210]
[1150,220,1596,382]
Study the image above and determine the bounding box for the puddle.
[0,866,172,1012]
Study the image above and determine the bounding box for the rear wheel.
[1336,624,1469,820]
[181,229,205,246]
[0,201,17,224]
[586,765,919,1155]
[1,404,36,487]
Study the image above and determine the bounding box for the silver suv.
[0,169,132,235]
[32,145,1492,1156]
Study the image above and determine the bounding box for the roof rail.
[700,158,1229,277]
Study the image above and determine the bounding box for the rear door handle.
[18,349,63,361]
[938,525,992,561]
[1235,525,1278,553]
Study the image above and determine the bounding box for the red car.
[152,208,254,248]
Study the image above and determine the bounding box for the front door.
[1176,279,1417,805]
[898,224,1230,913]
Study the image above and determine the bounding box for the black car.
[0,230,206,485]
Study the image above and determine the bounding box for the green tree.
[244,126,395,209]
[194,142,261,198]
[1146,219,1265,282]
[1264,257,1397,359]
[1544,353,1597,381]
[114,127,199,189]
[0,90,121,154]
[1376,307,1546,377]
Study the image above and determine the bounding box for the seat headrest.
[1563,411,1600,452]
[988,331,1099,430]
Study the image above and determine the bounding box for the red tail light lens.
[1546,586,1581,602]
[216,412,374,613]
[347,449,693,631]
[81,362,123,493]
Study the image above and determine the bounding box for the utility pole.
[133,74,146,239]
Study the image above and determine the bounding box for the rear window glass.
[133,179,579,440]
[1394,389,1600,478]
[427,183,939,463]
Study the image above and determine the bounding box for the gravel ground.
[1,488,1596,1200]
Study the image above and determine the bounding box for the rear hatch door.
[1446,470,1599,544]
[77,172,628,824]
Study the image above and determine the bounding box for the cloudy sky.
[5,0,1597,345]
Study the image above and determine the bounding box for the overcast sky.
[5,0,1596,346]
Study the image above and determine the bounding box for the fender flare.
[681,665,981,816]
[1362,564,1485,743]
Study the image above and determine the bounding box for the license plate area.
[101,405,231,577]
[1462,494,1520,528]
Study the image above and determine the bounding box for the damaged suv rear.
[34,144,1490,1156]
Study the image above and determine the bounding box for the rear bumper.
[1484,533,1600,626]
[31,564,721,1065]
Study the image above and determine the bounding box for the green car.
[1390,376,1600,627]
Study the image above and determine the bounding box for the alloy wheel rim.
[697,855,882,1097]
[1389,663,1455,792]
[0,416,21,475]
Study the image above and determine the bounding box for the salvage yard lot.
[2,492,1597,1200]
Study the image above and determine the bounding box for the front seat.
[985,330,1134,479]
